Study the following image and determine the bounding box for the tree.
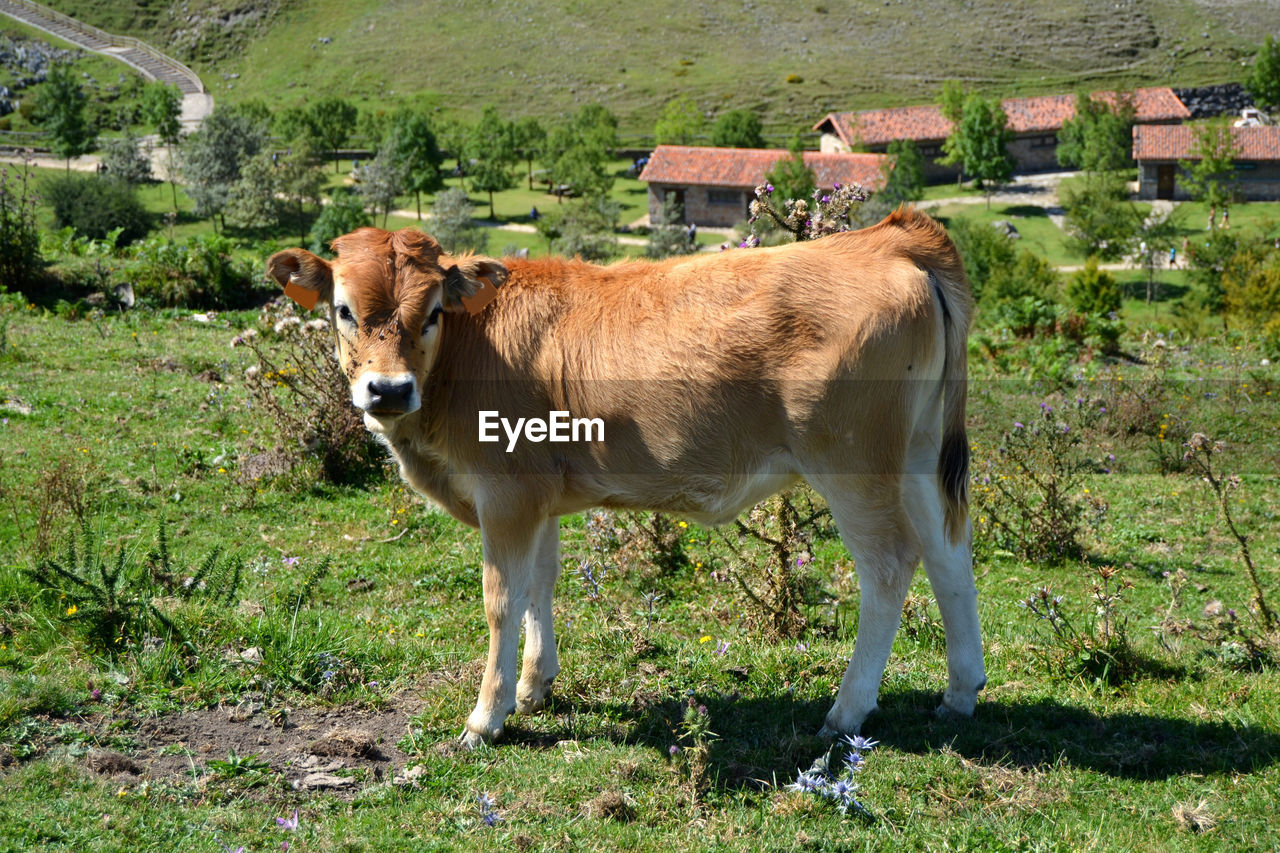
[0,164,42,290]
[1133,204,1183,304]
[511,117,546,191]
[938,80,966,124]
[1245,35,1280,113]
[1057,92,1135,173]
[142,81,183,213]
[273,105,314,145]
[1066,257,1122,316]
[180,108,269,231]
[879,139,925,205]
[382,110,445,220]
[277,142,326,244]
[464,106,518,220]
[430,187,488,254]
[355,146,406,227]
[1181,122,1240,222]
[1059,171,1138,261]
[309,188,371,256]
[225,151,281,231]
[101,132,151,185]
[764,135,816,204]
[646,196,696,259]
[941,94,1015,208]
[541,104,617,203]
[711,109,765,149]
[34,62,95,170]
[308,97,359,172]
[654,96,705,145]
[535,198,620,261]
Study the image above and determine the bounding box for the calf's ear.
[442,256,509,315]
[266,249,334,311]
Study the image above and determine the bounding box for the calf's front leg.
[460,510,544,749]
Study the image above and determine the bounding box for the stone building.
[1133,124,1280,201]
[813,87,1190,179]
[639,145,888,228]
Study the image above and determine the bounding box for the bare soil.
[82,691,434,796]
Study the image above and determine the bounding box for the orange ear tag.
[283,280,319,311]
[460,276,498,316]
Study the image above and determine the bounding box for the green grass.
[1,277,1279,849]
[39,0,1271,136]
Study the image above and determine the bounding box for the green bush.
[128,234,263,308]
[1066,256,1122,316]
[0,164,43,290]
[948,217,1057,304]
[308,187,373,255]
[42,173,150,246]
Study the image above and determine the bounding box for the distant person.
[1220,208,1230,230]
[687,223,697,246]
[1169,246,1177,269]
[1208,204,1216,230]
[530,206,540,222]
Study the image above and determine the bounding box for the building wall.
[820,133,848,153]
[1138,161,1280,201]
[649,184,751,228]
[1008,133,1062,172]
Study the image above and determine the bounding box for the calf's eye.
[337,305,353,323]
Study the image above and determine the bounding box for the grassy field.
[1,257,1279,849]
[38,0,1272,136]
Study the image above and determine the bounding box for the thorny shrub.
[233,299,384,486]
[1183,433,1277,636]
[1020,565,1140,685]
[731,182,869,249]
[974,396,1111,563]
[718,492,830,641]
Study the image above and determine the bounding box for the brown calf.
[267,207,986,747]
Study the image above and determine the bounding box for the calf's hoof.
[515,677,555,715]
[817,704,875,740]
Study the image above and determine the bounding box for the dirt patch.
[88,691,430,795]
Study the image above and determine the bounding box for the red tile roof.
[1132,124,1280,162]
[814,87,1190,147]
[639,145,889,191]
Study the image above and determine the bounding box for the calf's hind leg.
[901,458,986,718]
[810,475,921,737]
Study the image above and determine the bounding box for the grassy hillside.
[40,0,1273,135]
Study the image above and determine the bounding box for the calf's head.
[267,227,507,432]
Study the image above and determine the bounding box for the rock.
[991,220,1020,239]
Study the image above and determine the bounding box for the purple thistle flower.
[786,770,826,794]
[669,744,680,757]
[827,776,858,807]
[842,734,879,753]
[844,751,866,773]
[281,556,299,567]
[1013,421,1025,430]
[714,640,730,655]
[276,809,299,831]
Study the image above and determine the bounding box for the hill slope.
[43,0,1274,134]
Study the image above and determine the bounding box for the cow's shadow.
[508,687,1280,787]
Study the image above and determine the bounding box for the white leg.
[901,460,986,717]
[810,475,920,737]
[517,517,562,714]
[460,513,543,748]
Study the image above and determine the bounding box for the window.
[1030,135,1057,148]
[707,189,740,205]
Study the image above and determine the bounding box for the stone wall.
[1171,83,1256,120]
[1138,161,1280,201]
[648,184,751,228]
